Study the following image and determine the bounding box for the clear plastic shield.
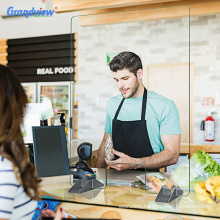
[37,6,220,218]
[69,5,191,196]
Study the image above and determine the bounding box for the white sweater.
[0,155,37,220]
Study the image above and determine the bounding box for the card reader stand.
[68,178,104,194]
[155,185,183,203]
[69,142,104,194]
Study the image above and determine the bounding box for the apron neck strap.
[114,87,148,120]
[114,98,125,120]
[141,88,147,120]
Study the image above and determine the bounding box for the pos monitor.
[32,126,70,177]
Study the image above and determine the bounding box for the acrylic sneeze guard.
[69,5,191,192]
[37,5,220,219]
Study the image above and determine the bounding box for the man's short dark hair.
[109,51,143,76]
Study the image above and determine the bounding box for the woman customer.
[0,65,64,220]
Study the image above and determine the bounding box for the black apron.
[112,88,159,171]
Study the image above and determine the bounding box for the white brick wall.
[77,14,220,144]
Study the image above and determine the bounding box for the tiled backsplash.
[77,14,220,144]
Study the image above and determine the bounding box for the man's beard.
[122,79,139,98]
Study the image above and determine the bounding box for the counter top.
[39,168,220,219]
[180,143,220,154]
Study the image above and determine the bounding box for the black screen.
[32,126,69,177]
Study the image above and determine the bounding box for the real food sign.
[37,67,74,75]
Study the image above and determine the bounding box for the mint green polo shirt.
[104,91,181,154]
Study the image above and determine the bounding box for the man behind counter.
[96,51,181,171]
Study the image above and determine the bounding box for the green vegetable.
[191,150,220,176]
[171,150,220,189]
[170,158,208,188]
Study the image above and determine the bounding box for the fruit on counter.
[171,150,220,189]
[214,183,220,202]
[194,176,220,203]
[205,176,220,197]
[196,194,214,204]
[194,182,208,195]
[194,182,214,204]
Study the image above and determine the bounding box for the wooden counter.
[180,143,220,154]
[39,169,220,220]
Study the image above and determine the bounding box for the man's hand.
[96,132,109,168]
[105,134,180,171]
[105,149,139,171]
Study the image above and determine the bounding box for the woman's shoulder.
[0,155,19,184]
[0,155,13,168]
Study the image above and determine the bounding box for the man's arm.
[108,134,180,171]
[96,132,109,168]
[138,134,180,169]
